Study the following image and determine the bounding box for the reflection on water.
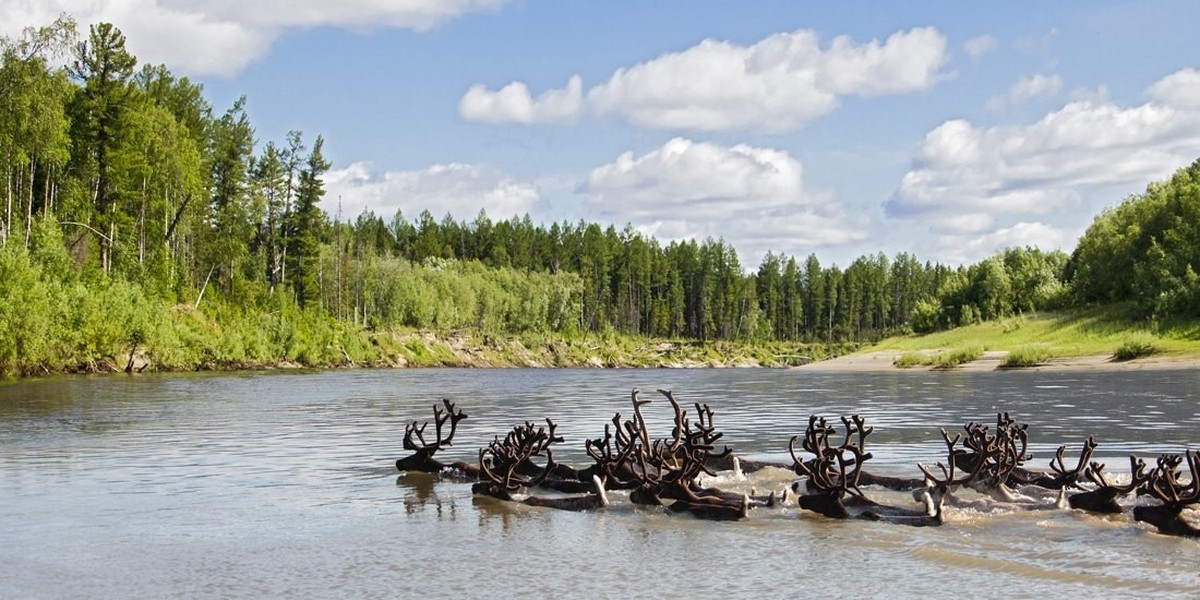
[1,368,1199,598]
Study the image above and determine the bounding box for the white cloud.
[457,75,583,124]
[323,162,539,223]
[985,73,1063,110]
[929,222,1079,266]
[1,0,510,77]
[580,138,867,262]
[964,35,997,60]
[886,68,1200,261]
[161,0,509,30]
[462,26,948,132]
[1149,67,1200,109]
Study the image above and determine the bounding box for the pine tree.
[204,96,255,295]
[67,22,136,272]
[288,135,329,308]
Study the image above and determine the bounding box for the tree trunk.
[138,174,147,265]
[3,156,11,248]
[106,205,116,274]
[24,158,35,247]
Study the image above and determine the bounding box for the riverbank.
[7,303,1198,379]
[23,328,847,378]
[798,307,1200,373]
[797,349,1200,372]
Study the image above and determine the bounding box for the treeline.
[1069,158,1200,320]
[1,18,1197,377]
[340,210,1071,342]
[0,18,340,308]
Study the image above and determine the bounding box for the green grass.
[893,346,984,368]
[894,351,931,368]
[1113,332,1158,361]
[932,345,985,368]
[869,304,1200,364]
[1002,346,1056,368]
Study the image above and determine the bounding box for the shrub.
[894,351,931,368]
[1114,332,1158,361]
[1002,346,1054,368]
[932,345,984,368]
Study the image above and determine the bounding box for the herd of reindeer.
[393,388,1200,538]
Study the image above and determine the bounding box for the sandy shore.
[796,350,1200,373]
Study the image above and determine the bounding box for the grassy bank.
[0,287,853,378]
[373,330,852,370]
[868,304,1200,365]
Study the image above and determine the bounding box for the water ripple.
[1,368,1198,598]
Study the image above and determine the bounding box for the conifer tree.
[288,135,329,308]
[67,22,136,272]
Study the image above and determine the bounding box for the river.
[1,368,1198,598]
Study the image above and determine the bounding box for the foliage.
[931,345,985,368]
[1070,159,1200,319]
[2,17,1200,378]
[1001,346,1055,368]
[893,351,931,368]
[891,346,985,369]
[1113,332,1159,361]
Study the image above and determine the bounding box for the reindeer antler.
[1084,456,1148,495]
[479,418,562,493]
[403,399,467,453]
[1049,436,1098,487]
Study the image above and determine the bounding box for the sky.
[4,1,1200,267]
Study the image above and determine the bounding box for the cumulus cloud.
[461,27,948,131]
[985,73,1063,111]
[323,162,540,223]
[458,75,583,124]
[1149,67,1200,109]
[0,0,510,77]
[929,222,1080,266]
[580,138,867,261]
[886,68,1200,261]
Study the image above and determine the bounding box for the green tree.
[288,135,329,308]
[0,24,73,247]
[110,98,202,286]
[67,22,137,272]
[1070,159,1200,318]
[252,141,287,288]
[203,96,256,296]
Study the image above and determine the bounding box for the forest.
[1,18,1198,376]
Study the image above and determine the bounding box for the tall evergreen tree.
[252,141,287,288]
[204,96,255,295]
[288,135,329,308]
[67,22,136,272]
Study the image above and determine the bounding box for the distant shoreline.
[795,350,1200,373]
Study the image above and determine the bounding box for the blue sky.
[5,1,1199,267]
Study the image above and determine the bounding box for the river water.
[1,367,1198,598]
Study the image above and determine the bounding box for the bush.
[0,247,53,375]
[1002,346,1054,368]
[931,345,979,367]
[892,346,985,369]
[894,351,930,368]
[932,345,984,368]
[1114,332,1158,361]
